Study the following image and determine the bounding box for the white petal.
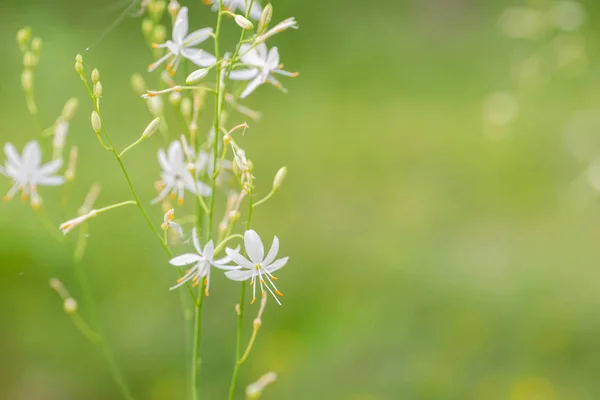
[226,247,254,269]
[214,245,240,265]
[229,68,259,81]
[187,51,217,67]
[240,44,264,67]
[240,75,264,99]
[184,28,213,47]
[158,149,172,172]
[169,254,202,266]
[267,47,280,69]
[225,269,254,281]
[265,257,288,273]
[38,159,63,176]
[192,228,203,254]
[244,229,264,264]
[23,140,41,169]
[170,222,184,237]
[173,7,189,44]
[255,43,268,61]
[204,240,215,261]
[263,236,279,266]
[37,176,65,186]
[4,143,21,166]
[249,1,263,20]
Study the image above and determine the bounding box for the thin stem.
[213,233,244,256]
[252,188,275,208]
[96,200,137,214]
[101,341,136,400]
[118,138,144,158]
[238,322,260,365]
[192,280,206,400]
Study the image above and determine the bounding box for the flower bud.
[94,81,103,98]
[17,27,31,50]
[229,211,240,221]
[168,0,181,17]
[235,15,254,30]
[149,1,166,21]
[64,298,78,314]
[91,111,102,134]
[147,96,163,117]
[169,91,182,105]
[49,278,62,291]
[246,372,277,400]
[23,51,35,69]
[143,117,161,139]
[180,97,192,119]
[91,68,100,84]
[65,146,78,182]
[153,25,167,45]
[186,68,209,84]
[21,70,33,92]
[257,4,273,34]
[75,54,85,77]
[131,73,147,95]
[272,166,287,190]
[61,98,79,121]
[31,37,42,55]
[142,18,154,39]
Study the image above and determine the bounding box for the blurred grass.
[2,0,600,399]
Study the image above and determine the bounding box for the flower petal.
[267,47,280,70]
[4,143,21,166]
[240,75,264,99]
[226,247,254,269]
[192,228,203,254]
[244,229,264,264]
[203,240,214,261]
[265,256,288,273]
[23,140,41,169]
[184,28,213,47]
[229,68,259,81]
[172,7,189,44]
[169,254,202,266]
[38,159,63,176]
[187,50,217,67]
[37,176,65,186]
[263,236,279,266]
[225,269,254,281]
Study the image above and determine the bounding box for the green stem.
[192,280,206,400]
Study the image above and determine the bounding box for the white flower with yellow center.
[225,230,288,305]
[153,141,211,206]
[229,43,297,99]
[169,228,239,295]
[1,141,64,209]
[161,208,183,237]
[149,7,216,75]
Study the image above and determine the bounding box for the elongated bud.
[186,68,209,84]
[79,184,101,215]
[153,25,167,44]
[61,98,79,121]
[246,372,277,400]
[94,81,103,98]
[180,97,192,119]
[147,96,163,117]
[143,117,161,139]
[49,278,70,298]
[21,70,33,92]
[31,37,42,55]
[257,4,273,34]
[273,166,287,190]
[168,0,181,17]
[142,18,154,39]
[131,73,147,95]
[91,68,100,84]
[64,298,78,314]
[149,0,166,21]
[23,51,35,69]
[75,54,85,78]
[65,147,78,182]
[235,15,254,30]
[60,209,98,235]
[256,17,298,43]
[17,27,31,50]
[91,111,101,134]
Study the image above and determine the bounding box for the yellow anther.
[177,198,184,206]
[275,290,283,297]
[169,193,176,200]
[151,43,160,49]
[3,195,11,202]
[271,276,278,281]
[260,279,265,284]
[193,281,200,287]
[20,193,28,202]
[176,277,185,283]
[250,297,256,304]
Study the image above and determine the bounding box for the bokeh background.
[2,0,600,399]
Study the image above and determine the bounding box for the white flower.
[1,141,65,208]
[229,43,297,99]
[206,0,263,20]
[153,141,211,206]
[225,230,288,305]
[149,7,216,75]
[256,17,298,43]
[161,208,183,237]
[60,209,97,235]
[169,228,239,294]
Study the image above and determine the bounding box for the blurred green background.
[2,0,600,399]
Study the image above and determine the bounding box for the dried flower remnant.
[246,372,277,400]
[161,208,183,237]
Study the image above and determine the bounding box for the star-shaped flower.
[153,141,211,206]
[149,7,216,75]
[205,0,263,20]
[1,141,64,209]
[229,43,297,99]
[169,228,239,294]
[225,230,288,305]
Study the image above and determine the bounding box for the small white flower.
[169,228,239,294]
[229,43,297,99]
[161,208,183,237]
[153,141,211,206]
[206,0,263,20]
[59,209,98,235]
[149,7,216,75]
[256,17,298,43]
[1,141,65,208]
[225,230,288,305]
